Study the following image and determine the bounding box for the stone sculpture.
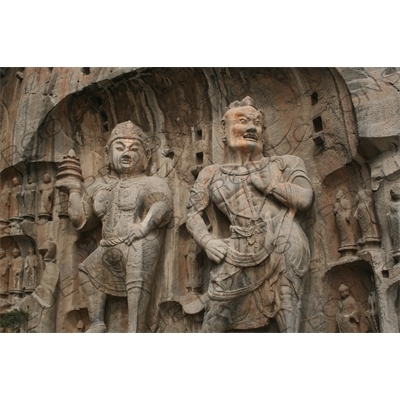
[335,284,361,333]
[9,248,23,292]
[38,174,54,220]
[365,287,379,333]
[9,177,23,219]
[23,247,39,291]
[387,184,400,263]
[354,188,381,247]
[76,320,85,332]
[22,176,37,220]
[0,183,10,221]
[186,96,313,333]
[0,248,10,294]
[56,121,173,333]
[333,189,357,255]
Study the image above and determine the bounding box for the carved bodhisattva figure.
[9,248,23,292]
[23,247,39,290]
[22,176,37,220]
[56,121,173,333]
[387,184,400,263]
[0,183,10,221]
[186,97,313,333]
[354,188,381,247]
[38,174,54,220]
[336,284,361,333]
[10,177,23,219]
[333,189,357,252]
[0,248,10,294]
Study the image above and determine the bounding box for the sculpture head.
[105,121,151,176]
[12,248,20,258]
[335,189,344,202]
[221,96,263,161]
[0,248,5,259]
[12,177,20,186]
[76,320,85,332]
[27,247,34,255]
[43,174,51,184]
[27,176,33,184]
[338,284,350,299]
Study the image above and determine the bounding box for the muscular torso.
[92,176,147,240]
[209,162,281,227]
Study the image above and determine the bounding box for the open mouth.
[121,156,132,165]
[243,133,258,141]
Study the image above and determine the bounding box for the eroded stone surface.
[0,67,399,332]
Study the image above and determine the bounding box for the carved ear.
[221,119,227,143]
[220,119,226,133]
[104,146,109,163]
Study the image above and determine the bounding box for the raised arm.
[250,155,313,212]
[126,179,173,245]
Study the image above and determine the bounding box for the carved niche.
[1,67,399,333]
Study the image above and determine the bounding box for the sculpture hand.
[55,176,82,194]
[126,224,146,246]
[205,239,228,264]
[250,162,273,194]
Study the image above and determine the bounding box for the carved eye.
[240,119,247,124]
[116,147,124,151]
[254,120,260,126]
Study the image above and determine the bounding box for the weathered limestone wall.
[0,67,399,332]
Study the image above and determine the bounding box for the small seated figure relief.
[335,284,361,333]
[0,248,10,295]
[354,188,381,249]
[23,247,39,291]
[56,121,173,333]
[38,174,54,220]
[22,176,37,221]
[387,184,400,263]
[9,248,23,292]
[10,177,23,219]
[333,189,357,257]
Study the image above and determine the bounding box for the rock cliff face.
[0,67,398,332]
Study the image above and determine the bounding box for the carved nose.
[246,125,256,133]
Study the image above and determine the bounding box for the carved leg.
[127,287,151,333]
[79,270,107,333]
[275,285,298,333]
[202,301,231,333]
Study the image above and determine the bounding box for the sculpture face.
[43,174,51,183]
[339,286,349,299]
[222,106,263,156]
[108,138,149,175]
[12,177,19,186]
[12,249,20,258]
[0,250,5,259]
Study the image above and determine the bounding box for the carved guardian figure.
[186,97,313,333]
[56,121,173,333]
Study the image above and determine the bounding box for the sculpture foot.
[85,322,107,333]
